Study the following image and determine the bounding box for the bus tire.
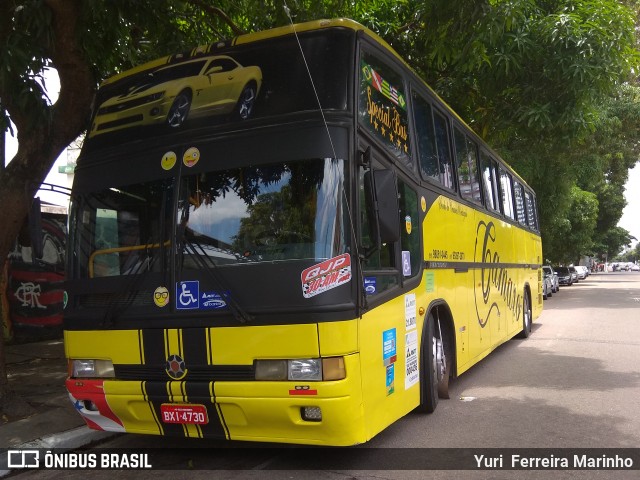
[419,312,445,413]
[516,290,532,339]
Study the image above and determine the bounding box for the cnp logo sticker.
[301,253,352,299]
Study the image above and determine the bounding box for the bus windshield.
[178,158,346,265]
[72,158,347,279]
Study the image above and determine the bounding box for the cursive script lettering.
[474,221,523,328]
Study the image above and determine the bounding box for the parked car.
[542,273,553,299]
[542,265,559,293]
[556,267,573,286]
[631,264,640,271]
[575,265,588,280]
[569,266,579,283]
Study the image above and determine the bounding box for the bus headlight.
[70,359,115,378]
[288,359,322,381]
[254,357,345,381]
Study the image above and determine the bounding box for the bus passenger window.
[433,111,455,190]
[413,93,439,182]
[513,181,527,225]
[454,129,482,203]
[524,191,538,230]
[480,152,500,212]
[500,169,515,220]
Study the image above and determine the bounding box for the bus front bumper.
[66,358,366,446]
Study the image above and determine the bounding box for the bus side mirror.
[28,197,44,261]
[364,169,400,247]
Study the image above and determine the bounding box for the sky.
[618,163,640,247]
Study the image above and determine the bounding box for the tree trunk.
[0,0,95,416]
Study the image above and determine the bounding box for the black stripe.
[425,261,541,271]
[142,328,166,368]
[184,380,227,439]
[182,327,209,366]
[140,329,183,436]
[144,380,184,437]
[182,327,227,439]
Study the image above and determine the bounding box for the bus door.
[356,141,424,431]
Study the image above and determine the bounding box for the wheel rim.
[432,334,445,383]
[238,87,256,119]
[524,295,531,332]
[167,95,190,127]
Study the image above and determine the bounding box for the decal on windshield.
[301,253,351,299]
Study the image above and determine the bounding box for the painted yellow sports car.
[89,55,262,137]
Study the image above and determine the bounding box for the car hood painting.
[83,29,352,153]
[89,55,263,138]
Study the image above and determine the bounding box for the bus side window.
[524,191,538,230]
[454,128,482,203]
[513,181,527,225]
[499,169,515,220]
[480,151,499,212]
[433,111,455,190]
[413,93,439,182]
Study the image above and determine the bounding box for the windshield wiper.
[180,233,254,324]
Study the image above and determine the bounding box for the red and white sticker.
[301,253,352,299]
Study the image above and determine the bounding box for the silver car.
[543,265,559,293]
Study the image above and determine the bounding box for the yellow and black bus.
[65,18,542,446]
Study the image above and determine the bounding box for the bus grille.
[114,364,255,382]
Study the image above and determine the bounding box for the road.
[14,272,640,479]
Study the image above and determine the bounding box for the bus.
[64,18,542,446]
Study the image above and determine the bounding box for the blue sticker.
[386,364,395,396]
[176,281,199,310]
[402,250,411,277]
[200,291,228,310]
[364,277,377,295]
[383,328,397,366]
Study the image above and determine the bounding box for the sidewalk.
[1,338,114,449]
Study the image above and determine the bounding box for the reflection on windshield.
[72,180,173,279]
[179,158,346,264]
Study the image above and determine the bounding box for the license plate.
[160,404,208,425]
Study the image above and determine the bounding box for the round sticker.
[161,151,177,171]
[154,286,170,308]
[421,196,427,212]
[405,215,412,235]
[183,147,200,167]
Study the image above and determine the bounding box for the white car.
[574,265,588,280]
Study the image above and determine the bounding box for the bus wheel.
[517,291,532,339]
[167,91,191,128]
[420,312,447,413]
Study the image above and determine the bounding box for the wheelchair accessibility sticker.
[176,281,199,310]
